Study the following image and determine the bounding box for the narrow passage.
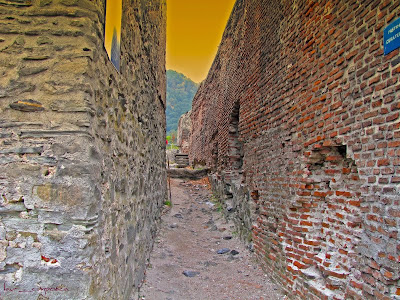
[140,178,283,300]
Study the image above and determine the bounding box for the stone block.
[0,0,166,298]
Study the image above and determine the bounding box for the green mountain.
[166,70,199,134]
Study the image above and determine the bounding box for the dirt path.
[139,178,284,300]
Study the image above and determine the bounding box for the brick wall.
[0,0,166,299]
[190,0,400,298]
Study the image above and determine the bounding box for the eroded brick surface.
[190,1,400,298]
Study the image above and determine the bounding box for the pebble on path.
[182,270,200,277]
[230,250,239,256]
[217,248,230,254]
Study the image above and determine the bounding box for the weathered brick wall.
[0,0,166,299]
[190,0,400,299]
[177,110,191,154]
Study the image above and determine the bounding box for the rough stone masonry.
[190,0,400,299]
[177,110,191,154]
[0,0,166,299]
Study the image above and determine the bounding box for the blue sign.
[384,17,400,55]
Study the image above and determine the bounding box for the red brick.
[388,141,400,148]
[293,261,307,269]
[377,159,389,166]
[189,2,400,298]
[336,191,352,197]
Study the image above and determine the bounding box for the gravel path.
[139,178,284,300]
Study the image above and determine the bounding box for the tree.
[170,130,177,144]
[166,70,199,135]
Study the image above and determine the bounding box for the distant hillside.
[166,70,199,134]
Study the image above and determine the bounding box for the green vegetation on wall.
[166,70,199,134]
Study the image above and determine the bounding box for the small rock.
[14,36,25,46]
[18,67,48,76]
[23,55,50,61]
[39,0,52,7]
[183,270,199,277]
[210,225,218,231]
[169,223,178,228]
[230,250,239,256]
[10,99,45,112]
[173,213,183,219]
[37,36,53,45]
[217,248,230,254]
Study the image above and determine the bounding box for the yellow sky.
[104,0,122,57]
[167,0,236,83]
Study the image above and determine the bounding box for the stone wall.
[177,110,191,154]
[190,0,400,299]
[0,0,166,299]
